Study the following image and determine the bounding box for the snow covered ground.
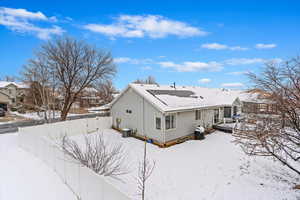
[87,104,110,113]
[11,111,80,120]
[0,121,14,125]
[1,129,299,200]
[0,134,75,200]
[71,129,300,200]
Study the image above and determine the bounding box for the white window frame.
[155,116,162,130]
[165,113,176,131]
[213,108,220,124]
[195,110,202,120]
[223,106,232,118]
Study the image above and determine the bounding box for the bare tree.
[22,37,116,120]
[233,57,300,175]
[4,75,16,82]
[62,134,128,179]
[22,62,57,122]
[134,76,157,85]
[95,80,117,104]
[137,140,155,200]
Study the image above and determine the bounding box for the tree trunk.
[61,111,68,121]
[60,97,75,121]
[60,98,70,121]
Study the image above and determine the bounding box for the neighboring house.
[0,81,29,110]
[110,83,249,146]
[240,89,278,114]
[0,91,11,111]
[78,87,102,108]
[57,87,118,110]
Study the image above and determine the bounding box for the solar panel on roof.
[147,90,195,97]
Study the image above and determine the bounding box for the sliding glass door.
[214,109,219,124]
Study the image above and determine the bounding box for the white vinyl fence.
[18,117,130,200]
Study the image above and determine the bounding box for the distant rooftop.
[0,81,29,89]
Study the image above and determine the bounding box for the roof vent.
[222,88,228,91]
[172,82,176,90]
[190,95,204,99]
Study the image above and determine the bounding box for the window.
[165,114,176,130]
[224,107,232,118]
[195,110,201,120]
[258,104,267,112]
[214,109,219,124]
[155,117,161,130]
[126,109,132,114]
[233,106,238,116]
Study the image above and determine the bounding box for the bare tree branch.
[61,134,129,180]
[233,57,300,175]
[134,76,157,85]
[95,80,117,105]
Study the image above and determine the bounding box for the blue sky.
[1,0,300,90]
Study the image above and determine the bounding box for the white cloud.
[221,82,244,88]
[33,26,63,40]
[269,58,283,63]
[156,57,283,73]
[198,78,211,83]
[202,43,227,50]
[224,58,265,65]
[114,57,154,70]
[114,57,153,65]
[158,61,223,72]
[84,24,143,38]
[255,43,277,49]
[201,43,248,51]
[116,56,283,74]
[0,7,48,20]
[84,15,207,39]
[226,71,250,75]
[0,7,64,39]
[114,57,132,63]
[224,58,282,66]
[229,46,248,51]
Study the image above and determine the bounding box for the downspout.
[163,113,166,145]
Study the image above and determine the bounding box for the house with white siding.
[110,83,251,146]
[0,81,28,111]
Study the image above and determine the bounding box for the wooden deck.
[212,124,233,133]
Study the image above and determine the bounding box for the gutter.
[164,104,234,114]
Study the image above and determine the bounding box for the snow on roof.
[112,93,120,98]
[83,87,98,93]
[0,81,29,89]
[127,83,251,112]
[238,90,275,104]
